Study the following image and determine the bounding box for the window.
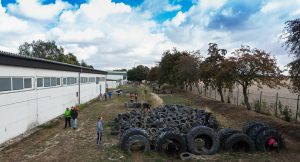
[51,77,57,86]
[37,78,43,87]
[12,78,23,90]
[24,78,32,89]
[44,77,51,87]
[57,78,61,86]
[63,78,67,85]
[0,78,12,92]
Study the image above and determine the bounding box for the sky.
[0,0,300,70]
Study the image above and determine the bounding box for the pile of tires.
[115,105,219,156]
[217,121,284,153]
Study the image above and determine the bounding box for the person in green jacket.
[64,108,71,128]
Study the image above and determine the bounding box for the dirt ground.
[0,85,300,162]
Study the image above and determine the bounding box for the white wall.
[107,73,127,85]
[0,65,106,144]
[106,80,117,89]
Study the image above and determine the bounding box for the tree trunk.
[217,86,224,103]
[227,89,232,103]
[242,85,251,110]
[189,83,192,91]
[195,83,201,95]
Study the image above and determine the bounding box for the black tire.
[242,121,265,135]
[256,128,284,152]
[186,126,220,155]
[224,133,255,152]
[123,135,150,153]
[180,152,193,161]
[120,128,148,150]
[156,131,187,156]
[218,128,240,146]
[248,125,270,142]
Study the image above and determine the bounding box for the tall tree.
[282,18,300,57]
[158,48,183,86]
[176,50,202,92]
[18,40,93,68]
[147,66,159,82]
[200,43,234,102]
[231,45,283,110]
[127,65,149,81]
[282,19,300,93]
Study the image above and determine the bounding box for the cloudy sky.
[0,0,299,70]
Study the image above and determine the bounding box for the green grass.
[159,94,194,106]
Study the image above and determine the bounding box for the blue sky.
[0,0,300,70]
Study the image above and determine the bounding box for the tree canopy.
[18,40,93,68]
[231,45,283,110]
[127,65,149,81]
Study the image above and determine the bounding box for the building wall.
[0,65,106,144]
[106,80,117,89]
[107,73,127,85]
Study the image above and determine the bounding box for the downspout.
[78,68,82,105]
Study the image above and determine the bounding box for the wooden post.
[259,91,262,113]
[296,94,300,122]
[237,88,239,106]
[275,92,278,117]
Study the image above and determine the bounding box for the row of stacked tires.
[113,105,284,159]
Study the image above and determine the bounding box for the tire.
[218,128,240,146]
[248,125,270,142]
[256,128,284,152]
[242,121,265,134]
[156,131,187,156]
[123,135,150,153]
[224,133,255,152]
[180,152,193,161]
[120,128,148,150]
[186,126,220,155]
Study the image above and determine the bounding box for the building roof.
[107,71,127,76]
[0,51,107,75]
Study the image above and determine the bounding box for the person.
[108,91,112,99]
[104,93,107,101]
[129,92,134,102]
[134,92,138,102]
[99,93,103,101]
[96,117,104,145]
[142,101,151,116]
[64,108,71,128]
[71,106,78,129]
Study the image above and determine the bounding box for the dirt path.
[0,97,127,162]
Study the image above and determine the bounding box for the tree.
[127,65,149,81]
[175,50,202,92]
[282,18,300,57]
[231,45,283,110]
[158,48,183,86]
[287,58,300,93]
[147,66,159,82]
[282,19,300,93]
[18,40,93,68]
[200,43,234,102]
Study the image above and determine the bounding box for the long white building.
[0,51,107,144]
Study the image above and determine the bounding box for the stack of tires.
[218,121,284,153]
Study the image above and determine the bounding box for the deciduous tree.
[231,45,283,110]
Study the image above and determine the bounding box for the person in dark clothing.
[71,106,78,129]
[64,108,71,128]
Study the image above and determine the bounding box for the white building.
[0,51,107,145]
[106,71,127,89]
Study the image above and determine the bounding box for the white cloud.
[7,0,71,22]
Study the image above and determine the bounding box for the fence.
[191,84,300,123]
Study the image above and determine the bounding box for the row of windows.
[0,77,33,92]
[0,76,106,92]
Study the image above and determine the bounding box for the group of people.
[64,106,78,129]
[64,106,104,145]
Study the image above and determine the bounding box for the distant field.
[192,83,299,120]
